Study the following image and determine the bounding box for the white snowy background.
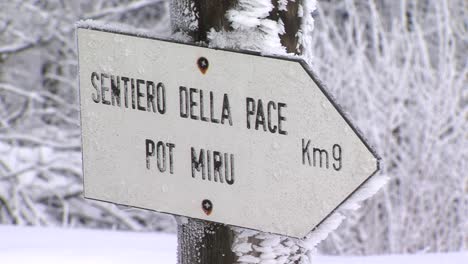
[0,0,466,262]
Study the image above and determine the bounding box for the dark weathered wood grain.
[171,0,303,53]
[177,218,235,264]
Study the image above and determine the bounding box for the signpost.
[77,27,379,239]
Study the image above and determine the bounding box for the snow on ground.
[0,225,176,264]
[0,225,466,264]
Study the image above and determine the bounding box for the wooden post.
[171,1,304,263]
[177,218,235,264]
[270,0,304,54]
[171,0,302,53]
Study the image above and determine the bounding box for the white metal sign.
[77,27,379,238]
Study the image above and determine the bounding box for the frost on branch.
[305,0,467,255]
[0,0,174,232]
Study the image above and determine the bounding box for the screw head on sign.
[202,199,213,216]
[197,57,209,74]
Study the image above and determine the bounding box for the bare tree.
[0,0,174,232]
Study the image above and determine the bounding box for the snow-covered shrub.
[0,0,175,232]
[305,0,467,255]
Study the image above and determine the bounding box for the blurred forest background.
[0,0,466,256]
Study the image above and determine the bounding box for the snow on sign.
[77,27,379,238]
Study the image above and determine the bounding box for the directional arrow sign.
[77,27,379,238]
